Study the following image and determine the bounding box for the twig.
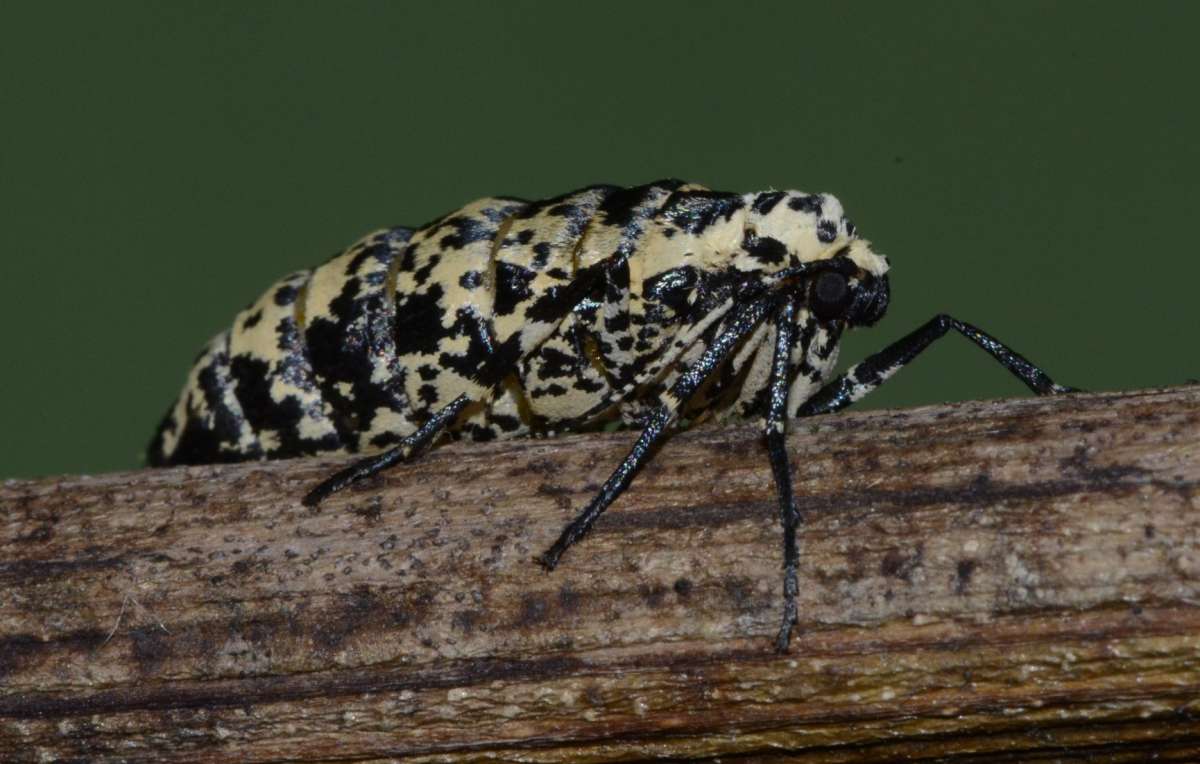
[1,386,1198,762]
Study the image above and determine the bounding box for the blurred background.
[2,2,1197,479]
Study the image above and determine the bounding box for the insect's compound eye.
[810,271,852,321]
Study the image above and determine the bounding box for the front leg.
[798,314,1076,418]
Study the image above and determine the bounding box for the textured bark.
[2,386,1199,763]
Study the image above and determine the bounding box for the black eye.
[811,271,852,321]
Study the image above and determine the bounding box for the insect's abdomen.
[148,180,766,467]
[148,227,415,464]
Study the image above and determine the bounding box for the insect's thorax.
[383,182,868,438]
[514,205,852,432]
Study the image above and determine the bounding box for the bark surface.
[2,386,1199,762]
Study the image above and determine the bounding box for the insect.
[149,180,1073,650]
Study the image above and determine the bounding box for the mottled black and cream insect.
[149,180,1073,650]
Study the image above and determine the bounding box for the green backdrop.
[2,2,1197,479]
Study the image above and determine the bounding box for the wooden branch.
[2,387,1199,762]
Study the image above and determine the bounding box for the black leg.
[303,394,471,507]
[798,314,1076,418]
[537,293,780,570]
[765,300,801,652]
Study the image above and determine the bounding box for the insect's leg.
[764,300,801,652]
[798,314,1076,418]
[537,293,780,570]
[302,394,470,507]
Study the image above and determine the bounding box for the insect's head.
[642,187,889,328]
[741,190,891,329]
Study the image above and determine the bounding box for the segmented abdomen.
[149,225,411,464]
[149,182,688,465]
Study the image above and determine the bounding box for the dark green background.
[2,2,1197,479]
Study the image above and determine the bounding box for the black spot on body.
[493,262,537,317]
[752,190,786,215]
[229,355,336,457]
[468,424,497,442]
[418,384,439,405]
[474,335,524,387]
[523,262,605,325]
[397,242,419,273]
[661,190,744,235]
[604,310,631,334]
[393,284,447,356]
[156,342,263,465]
[369,431,401,448]
[304,240,412,447]
[597,181,682,228]
[437,307,499,381]
[744,234,787,265]
[787,194,823,216]
[437,215,497,250]
[459,270,483,289]
[817,219,838,243]
[533,345,579,381]
[164,410,248,465]
[273,283,300,306]
[489,413,523,433]
[200,364,244,443]
[574,375,606,394]
[531,382,568,399]
[412,254,439,286]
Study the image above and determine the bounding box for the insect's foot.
[534,549,560,571]
[302,476,341,508]
[774,618,795,653]
[301,486,328,508]
[1053,384,1084,394]
[303,460,372,507]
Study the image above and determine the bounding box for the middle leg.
[537,292,781,570]
[764,299,802,651]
